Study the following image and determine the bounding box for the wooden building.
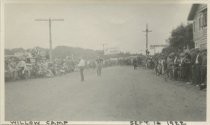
[188,4,207,49]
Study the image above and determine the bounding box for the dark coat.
[194,54,202,65]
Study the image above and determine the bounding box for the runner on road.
[96,56,103,76]
[133,58,137,70]
[78,58,85,81]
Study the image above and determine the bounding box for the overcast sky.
[5,2,192,53]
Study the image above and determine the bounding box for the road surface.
[5,66,206,121]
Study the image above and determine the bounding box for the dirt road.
[5,66,206,121]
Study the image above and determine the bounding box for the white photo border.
[0,0,209,125]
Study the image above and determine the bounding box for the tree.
[162,23,194,54]
[169,24,193,49]
[162,46,177,55]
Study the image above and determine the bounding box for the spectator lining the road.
[96,56,103,76]
[150,48,207,90]
[78,58,85,82]
[133,58,138,70]
[194,51,202,86]
[200,50,207,90]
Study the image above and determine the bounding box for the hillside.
[52,46,102,60]
[5,46,102,60]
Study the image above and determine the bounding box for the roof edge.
[187,4,199,20]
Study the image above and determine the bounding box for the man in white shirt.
[78,58,85,81]
[194,51,202,86]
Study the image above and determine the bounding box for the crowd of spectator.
[5,55,77,81]
[149,48,207,90]
[7,46,205,89]
[5,48,144,82]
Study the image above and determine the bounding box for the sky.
[5,2,192,53]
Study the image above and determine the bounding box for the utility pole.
[143,24,152,55]
[102,43,107,55]
[35,18,64,62]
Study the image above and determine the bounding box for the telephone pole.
[102,43,107,55]
[143,24,152,55]
[35,18,64,62]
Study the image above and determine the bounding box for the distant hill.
[5,46,103,60]
[5,48,25,55]
[52,46,102,60]
[5,46,141,60]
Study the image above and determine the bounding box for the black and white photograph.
[0,0,208,124]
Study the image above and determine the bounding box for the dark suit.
[194,54,202,85]
[201,54,207,85]
[133,58,137,70]
[183,55,191,82]
[191,53,196,84]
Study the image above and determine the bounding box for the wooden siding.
[193,4,207,49]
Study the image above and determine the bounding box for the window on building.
[199,15,202,30]
[203,9,207,27]
[199,9,207,30]
[193,21,195,32]
[195,42,198,48]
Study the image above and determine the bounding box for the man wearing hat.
[190,49,198,85]
[96,56,103,76]
[133,57,138,70]
[179,52,185,80]
[166,54,174,79]
[183,52,191,83]
[17,58,27,79]
[200,49,207,90]
[194,50,202,86]
[78,57,86,81]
